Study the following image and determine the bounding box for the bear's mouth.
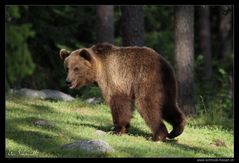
[69,84,76,89]
[68,80,84,89]
[68,82,77,89]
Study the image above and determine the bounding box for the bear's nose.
[65,79,71,85]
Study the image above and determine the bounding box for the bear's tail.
[159,54,186,139]
[167,115,185,139]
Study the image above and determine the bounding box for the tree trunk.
[121,5,144,46]
[174,6,195,116]
[218,5,232,60]
[96,5,114,43]
[199,6,212,79]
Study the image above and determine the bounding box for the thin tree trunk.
[174,6,195,116]
[121,5,144,46]
[218,5,232,59]
[96,5,114,43]
[199,6,212,79]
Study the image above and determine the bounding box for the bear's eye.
[74,67,79,72]
[65,67,69,72]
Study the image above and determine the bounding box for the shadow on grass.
[29,103,55,113]
[165,140,226,157]
[115,139,226,157]
[79,122,151,138]
[5,102,109,157]
[6,117,113,157]
[79,122,113,132]
[79,122,228,157]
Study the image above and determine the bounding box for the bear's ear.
[79,49,92,62]
[59,49,71,60]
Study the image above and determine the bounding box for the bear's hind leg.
[135,97,168,141]
[109,95,133,134]
[151,121,168,141]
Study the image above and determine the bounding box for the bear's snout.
[65,79,72,86]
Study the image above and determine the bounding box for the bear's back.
[92,43,166,96]
[91,43,161,70]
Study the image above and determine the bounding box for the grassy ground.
[5,95,234,158]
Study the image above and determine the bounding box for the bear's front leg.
[113,123,130,135]
[109,95,133,135]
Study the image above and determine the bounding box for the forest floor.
[5,95,234,158]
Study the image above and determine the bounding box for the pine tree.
[5,6,35,91]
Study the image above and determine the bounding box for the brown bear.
[59,43,185,141]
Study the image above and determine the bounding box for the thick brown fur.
[59,43,185,141]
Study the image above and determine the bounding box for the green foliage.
[20,6,96,91]
[194,95,233,129]
[194,53,233,128]
[144,6,174,61]
[193,6,233,123]
[145,30,173,61]
[6,6,21,19]
[5,6,35,91]
[79,86,103,99]
[6,5,176,92]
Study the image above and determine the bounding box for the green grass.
[5,96,234,158]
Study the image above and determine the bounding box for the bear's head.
[59,48,96,89]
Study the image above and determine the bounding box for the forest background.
[5,5,233,128]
